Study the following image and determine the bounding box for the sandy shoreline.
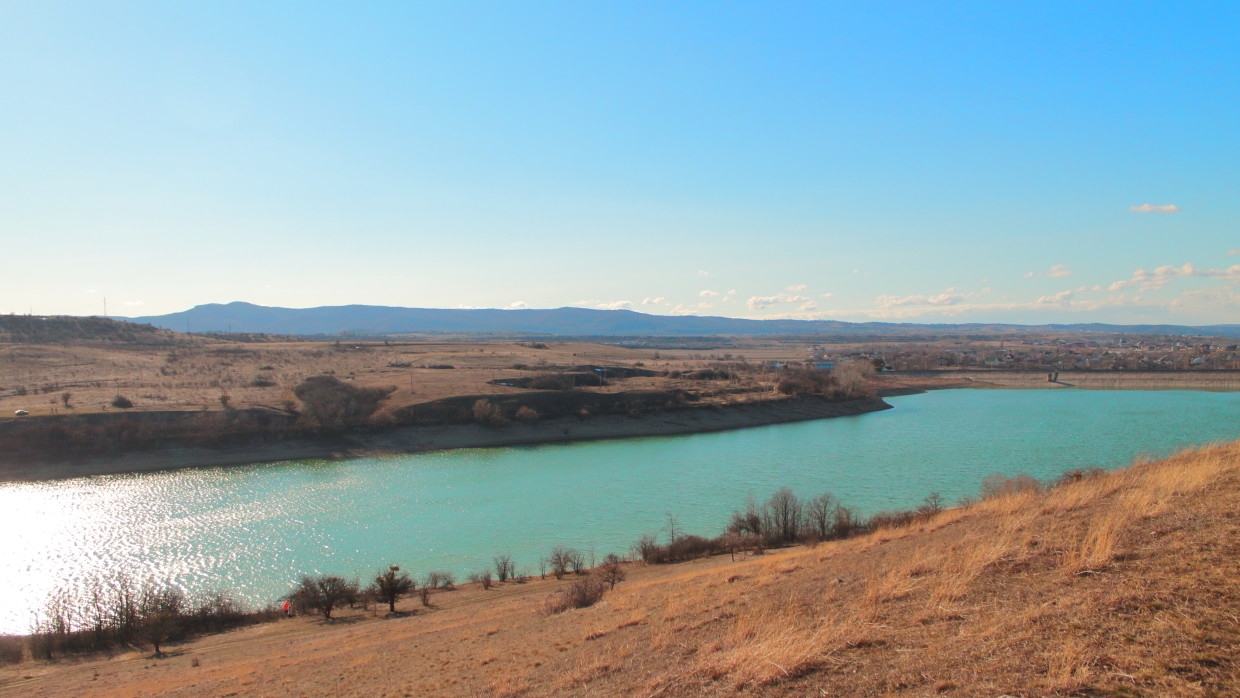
[1,396,891,482]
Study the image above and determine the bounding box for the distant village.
[808,335,1240,372]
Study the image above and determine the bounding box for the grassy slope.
[3,444,1239,697]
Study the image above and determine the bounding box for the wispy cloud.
[786,284,807,292]
[1130,203,1179,213]
[1048,264,1072,278]
[1108,263,1240,292]
[799,301,817,311]
[642,297,668,306]
[874,288,965,309]
[1229,249,1240,256]
[747,292,810,310]
[1035,290,1074,306]
[697,269,710,276]
[1023,271,1036,279]
[699,289,718,297]
[507,301,528,309]
[596,300,633,310]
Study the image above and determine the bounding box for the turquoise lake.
[3,388,1238,634]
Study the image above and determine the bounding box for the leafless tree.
[493,554,516,582]
[804,492,837,540]
[764,487,803,544]
[370,564,415,613]
[291,575,359,620]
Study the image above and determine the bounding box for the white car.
[14,410,29,416]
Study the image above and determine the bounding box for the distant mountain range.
[119,302,1240,339]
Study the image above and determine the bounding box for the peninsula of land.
[3,315,1238,481]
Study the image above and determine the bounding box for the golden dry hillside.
[3,442,1238,696]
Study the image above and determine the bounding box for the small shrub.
[424,570,455,590]
[515,406,540,422]
[468,570,493,590]
[111,395,133,409]
[543,576,607,615]
[473,399,507,426]
[980,473,1041,500]
[292,376,394,427]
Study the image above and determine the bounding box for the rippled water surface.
[3,389,1238,634]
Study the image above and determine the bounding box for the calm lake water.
[3,389,1238,634]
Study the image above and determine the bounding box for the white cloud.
[875,288,965,309]
[596,300,633,310]
[1229,249,1240,256]
[799,301,818,311]
[747,293,810,310]
[1048,264,1072,278]
[507,301,528,309]
[670,304,697,316]
[727,289,737,295]
[697,269,710,276]
[1023,271,1036,279]
[1108,263,1240,292]
[698,302,714,309]
[699,289,718,297]
[820,292,833,298]
[1130,203,1179,213]
[642,297,668,306]
[1035,290,1074,306]
[786,284,807,292]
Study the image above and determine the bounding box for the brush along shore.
[3,441,1238,696]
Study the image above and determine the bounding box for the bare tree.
[424,570,456,590]
[467,569,493,590]
[370,564,415,613]
[764,487,803,544]
[139,587,186,656]
[665,513,680,546]
[599,561,626,589]
[549,546,582,579]
[804,492,837,540]
[291,575,359,620]
[729,499,762,537]
[493,554,516,582]
[917,492,945,517]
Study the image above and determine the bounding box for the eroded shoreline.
[0,396,891,482]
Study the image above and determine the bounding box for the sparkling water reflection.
[2,389,1237,634]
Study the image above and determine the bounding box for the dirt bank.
[0,396,891,482]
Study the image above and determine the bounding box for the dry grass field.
[4,442,1237,697]
[0,338,802,421]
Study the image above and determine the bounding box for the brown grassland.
[3,441,1237,696]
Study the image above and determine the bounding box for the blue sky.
[2,2,1237,324]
